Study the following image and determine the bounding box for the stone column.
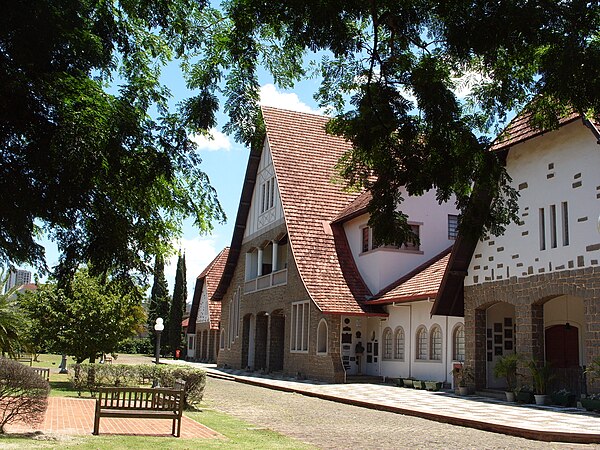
[272,241,279,272]
[257,248,263,277]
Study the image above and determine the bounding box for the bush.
[116,337,154,355]
[0,357,50,433]
[69,363,206,409]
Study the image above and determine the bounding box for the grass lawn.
[2,354,313,449]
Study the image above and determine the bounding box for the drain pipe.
[445,316,449,384]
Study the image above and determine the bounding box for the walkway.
[170,360,600,444]
[8,397,222,439]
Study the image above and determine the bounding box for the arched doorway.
[254,312,268,370]
[269,309,285,372]
[485,302,516,389]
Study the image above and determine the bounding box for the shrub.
[69,363,206,408]
[116,337,154,355]
[0,357,50,433]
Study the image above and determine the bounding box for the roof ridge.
[261,105,330,119]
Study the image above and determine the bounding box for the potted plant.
[581,393,600,412]
[551,389,577,407]
[514,385,534,403]
[413,379,426,389]
[424,380,443,391]
[451,364,474,395]
[528,360,554,405]
[403,377,415,388]
[493,353,521,402]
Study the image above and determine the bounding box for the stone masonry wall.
[464,266,600,392]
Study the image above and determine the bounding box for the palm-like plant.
[493,353,521,391]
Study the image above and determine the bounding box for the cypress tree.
[148,254,169,351]
[169,252,186,355]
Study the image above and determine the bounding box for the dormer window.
[360,223,421,253]
[260,176,275,213]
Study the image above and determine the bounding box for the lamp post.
[154,317,164,365]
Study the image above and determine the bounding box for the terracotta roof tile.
[367,247,452,305]
[490,110,580,151]
[187,247,229,333]
[262,107,383,315]
[333,190,372,223]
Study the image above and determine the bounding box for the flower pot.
[581,398,600,412]
[403,379,414,388]
[396,378,404,387]
[413,380,426,389]
[534,394,549,405]
[425,381,442,391]
[505,391,516,402]
[458,386,469,396]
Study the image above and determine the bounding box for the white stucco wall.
[362,302,463,384]
[343,189,459,294]
[244,140,284,240]
[197,283,209,324]
[466,121,600,286]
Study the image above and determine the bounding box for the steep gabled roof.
[366,247,452,305]
[263,106,381,315]
[187,247,229,333]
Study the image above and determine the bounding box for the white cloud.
[165,236,221,307]
[190,128,232,152]
[259,84,321,114]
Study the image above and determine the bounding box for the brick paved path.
[7,397,221,439]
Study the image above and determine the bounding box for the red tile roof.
[333,190,372,224]
[181,318,189,328]
[187,247,229,333]
[366,247,452,305]
[262,106,382,315]
[490,110,580,152]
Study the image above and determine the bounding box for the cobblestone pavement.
[203,377,600,450]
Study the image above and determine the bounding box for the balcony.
[244,268,288,294]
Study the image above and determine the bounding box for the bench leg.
[93,414,100,435]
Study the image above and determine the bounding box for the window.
[260,177,275,213]
[403,224,420,250]
[448,215,459,240]
[430,325,442,360]
[291,301,310,352]
[188,335,195,351]
[453,324,465,362]
[416,326,428,360]
[361,227,370,253]
[383,328,393,360]
[317,319,328,354]
[562,201,569,246]
[394,327,405,360]
[539,208,546,251]
[219,329,225,350]
[550,204,557,248]
[228,287,241,346]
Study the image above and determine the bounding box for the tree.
[0,0,225,285]
[20,269,146,363]
[148,254,170,350]
[186,1,600,244]
[169,253,187,355]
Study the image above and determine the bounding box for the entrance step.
[475,388,506,400]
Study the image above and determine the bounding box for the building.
[4,268,32,293]
[213,106,464,383]
[434,111,600,394]
[187,248,229,362]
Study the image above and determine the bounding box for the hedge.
[69,363,206,409]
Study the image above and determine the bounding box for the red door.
[545,325,579,368]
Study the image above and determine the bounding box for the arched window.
[394,327,405,360]
[317,319,328,354]
[416,326,428,360]
[382,328,393,359]
[430,325,442,361]
[219,329,225,350]
[453,324,465,362]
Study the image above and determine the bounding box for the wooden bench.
[13,354,33,366]
[32,367,50,381]
[93,383,185,437]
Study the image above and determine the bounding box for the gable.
[197,282,209,324]
[244,140,284,239]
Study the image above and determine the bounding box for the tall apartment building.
[5,268,32,293]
